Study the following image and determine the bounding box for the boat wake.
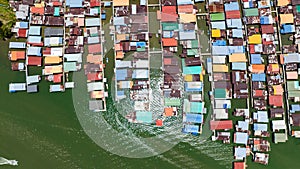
[0,157,18,166]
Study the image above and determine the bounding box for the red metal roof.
[162,38,177,47]
[28,57,42,66]
[87,72,102,81]
[53,74,62,83]
[156,119,163,126]
[210,120,233,130]
[162,6,177,14]
[177,5,194,13]
[269,95,283,107]
[261,24,274,34]
[226,10,241,19]
[234,162,245,169]
[88,44,101,54]
[53,2,62,6]
[161,13,178,22]
[254,90,264,97]
[90,0,100,7]
[17,29,27,38]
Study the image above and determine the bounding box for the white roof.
[50,85,63,92]
[238,121,249,131]
[272,120,286,131]
[132,69,148,79]
[44,48,63,56]
[234,147,247,160]
[26,75,40,85]
[87,82,104,92]
[135,60,149,68]
[234,132,248,145]
[116,60,132,68]
[254,111,269,123]
[214,109,228,119]
[64,53,82,63]
[213,55,227,64]
[65,82,75,89]
[9,83,26,92]
[214,99,231,109]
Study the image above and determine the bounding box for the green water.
[1,37,300,169]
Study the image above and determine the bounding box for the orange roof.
[116,51,124,59]
[30,7,44,15]
[157,10,161,20]
[10,51,25,61]
[162,6,177,14]
[164,108,173,116]
[251,64,265,73]
[87,54,102,64]
[177,5,194,13]
[90,91,104,99]
[162,38,177,47]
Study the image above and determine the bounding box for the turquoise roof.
[136,111,152,123]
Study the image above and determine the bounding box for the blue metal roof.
[251,54,262,64]
[252,73,266,82]
[116,69,128,81]
[184,114,203,123]
[224,2,239,11]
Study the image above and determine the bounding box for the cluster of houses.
[156,0,205,132]
[205,0,291,167]
[7,0,108,111]
[278,0,300,138]
[112,0,152,123]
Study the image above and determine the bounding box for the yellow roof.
[248,34,261,44]
[44,56,62,64]
[184,75,193,82]
[229,53,247,62]
[116,34,129,41]
[87,54,102,64]
[273,85,284,95]
[179,14,196,23]
[213,64,228,72]
[113,0,129,6]
[44,65,63,75]
[212,29,221,38]
[280,14,294,25]
[277,0,290,6]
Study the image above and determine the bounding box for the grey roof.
[44,27,64,37]
[89,100,104,111]
[27,85,38,93]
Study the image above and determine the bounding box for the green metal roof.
[297,5,300,13]
[287,81,300,98]
[214,88,227,98]
[244,8,259,17]
[162,23,179,31]
[64,62,77,72]
[187,49,198,56]
[191,40,199,48]
[210,13,225,21]
[165,98,181,106]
